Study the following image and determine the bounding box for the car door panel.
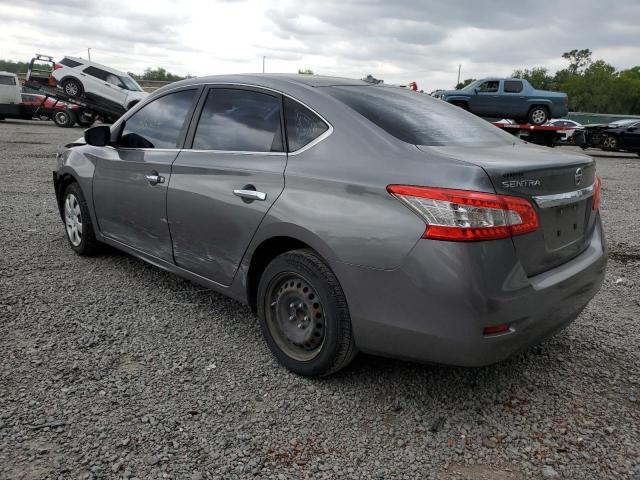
[166,86,286,286]
[93,149,177,261]
[168,152,285,284]
[91,88,199,261]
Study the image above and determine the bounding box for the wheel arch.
[54,172,80,220]
[59,76,84,93]
[244,226,340,313]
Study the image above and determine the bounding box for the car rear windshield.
[324,86,516,146]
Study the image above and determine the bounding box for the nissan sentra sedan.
[53,74,606,377]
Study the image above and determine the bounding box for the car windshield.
[459,80,483,91]
[119,76,143,92]
[324,85,517,147]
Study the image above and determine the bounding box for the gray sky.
[1,0,639,90]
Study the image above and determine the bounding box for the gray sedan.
[53,74,606,377]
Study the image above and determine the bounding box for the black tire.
[61,78,83,98]
[601,135,619,151]
[257,249,357,377]
[53,109,77,128]
[528,106,549,125]
[61,183,101,256]
[76,110,95,127]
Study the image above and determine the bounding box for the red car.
[21,93,94,127]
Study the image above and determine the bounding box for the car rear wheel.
[62,183,101,256]
[257,249,357,377]
[62,78,83,98]
[601,135,619,151]
[528,106,549,125]
[76,110,96,127]
[53,109,77,128]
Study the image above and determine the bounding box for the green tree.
[561,49,593,75]
[0,59,29,73]
[298,69,314,75]
[455,78,476,89]
[362,74,384,84]
[511,67,555,90]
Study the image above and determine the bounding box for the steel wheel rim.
[65,83,78,96]
[265,272,326,361]
[64,193,83,246]
[531,109,546,124]
[54,111,68,124]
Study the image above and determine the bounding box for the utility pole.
[262,56,266,73]
[457,64,461,87]
[87,48,92,61]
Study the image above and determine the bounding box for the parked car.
[580,118,640,150]
[51,56,147,111]
[546,119,583,143]
[433,78,568,125]
[600,120,640,154]
[0,71,24,120]
[53,75,606,377]
[21,93,96,128]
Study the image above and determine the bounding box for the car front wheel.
[62,78,83,98]
[257,249,357,377]
[62,183,101,255]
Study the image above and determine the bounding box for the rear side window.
[83,66,110,81]
[60,58,83,68]
[119,90,196,149]
[192,88,283,152]
[504,80,523,93]
[284,97,329,152]
[0,75,17,86]
[325,86,515,146]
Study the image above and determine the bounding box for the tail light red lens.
[387,185,539,241]
[592,175,602,211]
[53,63,63,70]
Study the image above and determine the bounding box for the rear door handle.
[233,189,266,201]
[145,172,165,185]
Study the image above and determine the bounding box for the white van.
[0,71,23,119]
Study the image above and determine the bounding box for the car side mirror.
[84,125,111,146]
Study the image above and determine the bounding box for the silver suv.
[52,56,147,110]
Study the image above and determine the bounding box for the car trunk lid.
[417,144,597,276]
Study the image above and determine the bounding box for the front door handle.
[233,189,267,201]
[145,171,165,185]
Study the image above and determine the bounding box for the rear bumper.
[338,217,607,366]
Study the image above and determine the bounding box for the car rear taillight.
[53,63,63,70]
[592,175,602,211]
[387,185,539,241]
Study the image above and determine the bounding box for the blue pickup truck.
[433,78,568,125]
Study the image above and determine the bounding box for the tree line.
[456,49,640,115]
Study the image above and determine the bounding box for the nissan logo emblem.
[575,168,583,186]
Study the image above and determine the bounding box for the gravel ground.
[1,119,639,480]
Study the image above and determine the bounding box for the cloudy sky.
[1,0,639,90]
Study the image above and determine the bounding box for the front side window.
[477,81,499,93]
[106,74,124,88]
[284,97,329,152]
[119,76,143,92]
[504,80,523,93]
[192,88,283,152]
[119,89,196,149]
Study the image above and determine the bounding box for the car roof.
[153,74,373,99]
[63,56,128,77]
